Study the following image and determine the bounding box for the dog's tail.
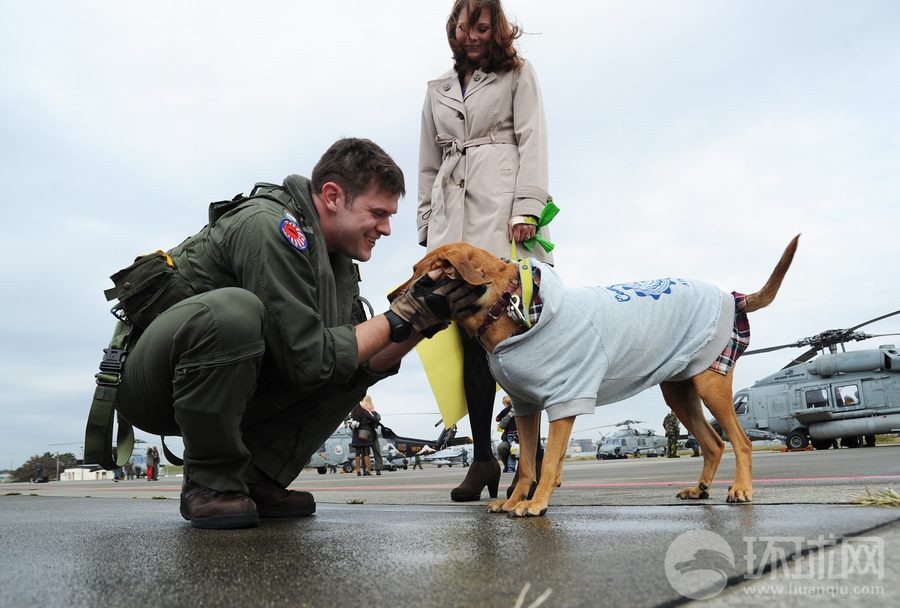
[744,234,800,313]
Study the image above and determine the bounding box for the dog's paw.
[676,483,710,500]
[726,485,753,503]
[486,499,508,514]
[507,500,548,518]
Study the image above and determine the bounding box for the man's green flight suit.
[116,175,398,494]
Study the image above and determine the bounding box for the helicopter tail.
[744,234,800,313]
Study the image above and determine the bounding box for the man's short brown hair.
[311,138,405,204]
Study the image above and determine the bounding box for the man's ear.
[319,181,345,212]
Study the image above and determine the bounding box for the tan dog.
[393,236,799,517]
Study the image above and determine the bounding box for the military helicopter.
[595,420,667,459]
[305,422,358,474]
[305,419,472,474]
[723,310,900,451]
[381,421,472,467]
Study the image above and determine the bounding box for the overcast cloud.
[1,1,898,469]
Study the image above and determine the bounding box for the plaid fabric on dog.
[512,266,544,336]
[708,291,750,375]
[527,267,543,326]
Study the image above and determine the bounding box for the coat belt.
[433,132,517,187]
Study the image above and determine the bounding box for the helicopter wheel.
[864,434,877,447]
[787,431,809,451]
[342,461,354,473]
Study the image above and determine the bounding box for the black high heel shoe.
[450,459,501,502]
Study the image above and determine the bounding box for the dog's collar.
[475,277,521,340]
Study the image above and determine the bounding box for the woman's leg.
[460,329,496,462]
[450,327,501,501]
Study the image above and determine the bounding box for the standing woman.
[350,403,377,477]
[145,446,155,482]
[418,0,553,502]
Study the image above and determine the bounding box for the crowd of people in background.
[111,445,162,482]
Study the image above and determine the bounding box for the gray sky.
[1,1,899,469]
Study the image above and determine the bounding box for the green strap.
[161,437,183,466]
[84,321,135,470]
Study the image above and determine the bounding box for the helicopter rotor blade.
[744,342,801,356]
[780,347,819,370]
[846,310,900,332]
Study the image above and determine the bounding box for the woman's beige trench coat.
[417,59,553,263]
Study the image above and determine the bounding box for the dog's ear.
[387,251,447,301]
[441,249,493,286]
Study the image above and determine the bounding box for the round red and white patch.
[280,218,308,252]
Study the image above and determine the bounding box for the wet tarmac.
[2,450,898,607]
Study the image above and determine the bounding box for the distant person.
[684,436,700,458]
[33,463,44,484]
[496,396,517,472]
[361,395,383,475]
[124,459,135,480]
[350,403,378,476]
[151,446,161,480]
[417,0,554,502]
[663,412,680,458]
[146,447,155,481]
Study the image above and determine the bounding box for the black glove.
[387,275,485,339]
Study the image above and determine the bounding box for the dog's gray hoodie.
[489,261,734,422]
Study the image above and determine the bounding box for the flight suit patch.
[280,218,308,252]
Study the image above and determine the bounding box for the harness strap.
[509,241,534,329]
[84,320,135,470]
[475,278,519,340]
[161,438,183,466]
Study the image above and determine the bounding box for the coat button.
[473,73,482,82]
[458,179,465,188]
[442,83,451,91]
[456,111,464,120]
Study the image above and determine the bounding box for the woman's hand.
[508,215,538,242]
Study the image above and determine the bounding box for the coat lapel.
[463,69,497,99]
[431,73,465,113]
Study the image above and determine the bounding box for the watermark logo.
[665,530,885,599]
[664,530,735,600]
[745,535,884,581]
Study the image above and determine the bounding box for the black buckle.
[99,348,128,373]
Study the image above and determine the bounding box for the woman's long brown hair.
[446,0,523,76]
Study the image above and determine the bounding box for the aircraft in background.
[595,420,667,459]
[305,419,472,474]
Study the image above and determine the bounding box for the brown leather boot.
[450,459,501,502]
[179,476,258,529]
[363,455,372,476]
[245,465,316,518]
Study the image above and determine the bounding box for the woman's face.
[455,5,493,63]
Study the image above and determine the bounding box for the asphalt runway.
[3,446,898,607]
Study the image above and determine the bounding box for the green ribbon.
[522,199,560,253]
